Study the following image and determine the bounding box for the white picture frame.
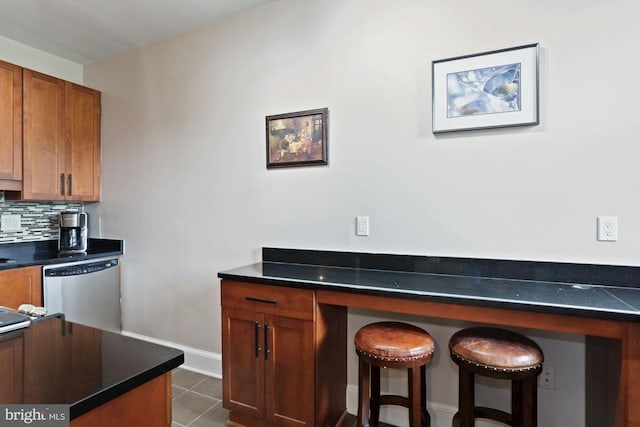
[432,43,539,133]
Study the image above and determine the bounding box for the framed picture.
[432,43,539,133]
[266,108,329,168]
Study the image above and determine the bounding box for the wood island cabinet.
[0,332,24,402]
[0,266,42,309]
[0,60,23,190]
[22,69,101,201]
[221,280,346,427]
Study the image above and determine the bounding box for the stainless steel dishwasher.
[43,257,121,332]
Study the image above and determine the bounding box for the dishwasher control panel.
[44,259,119,277]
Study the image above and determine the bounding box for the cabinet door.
[23,315,62,403]
[0,60,22,187]
[65,322,102,398]
[23,69,65,200]
[64,82,101,201]
[0,266,43,309]
[0,333,24,403]
[222,307,265,419]
[265,314,315,427]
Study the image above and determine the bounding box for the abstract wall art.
[432,44,539,133]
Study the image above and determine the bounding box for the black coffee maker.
[58,211,88,255]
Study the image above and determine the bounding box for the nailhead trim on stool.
[449,327,544,427]
[355,322,435,427]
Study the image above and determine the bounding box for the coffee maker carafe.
[58,212,88,255]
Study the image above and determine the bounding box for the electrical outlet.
[0,214,22,232]
[539,364,556,390]
[597,216,618,241]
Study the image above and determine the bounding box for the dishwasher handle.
[44,259,119,277]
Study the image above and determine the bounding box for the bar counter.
[218,247,640,427]
[219,247,640,322]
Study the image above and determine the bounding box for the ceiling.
[0,0,274,65]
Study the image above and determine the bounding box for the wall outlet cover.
[1,214,22,232]
[597,216,618,241]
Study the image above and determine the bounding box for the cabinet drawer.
[221,280,314,321]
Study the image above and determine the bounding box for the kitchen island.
[218,247,640,427]
[0,315,183,426]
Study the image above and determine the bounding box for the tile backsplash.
[0,201,84,244]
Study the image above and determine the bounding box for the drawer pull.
[254,321,261,358]
[246,297,277,305]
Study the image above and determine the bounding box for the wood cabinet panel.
[64,82,101,201]
[71,373,171,427]
[222,280,317,427]
[23,69,65,200]
[66,323,102,399]
[221,280,314,320]
[222,307,265,419]
[0,60,22,189]
[0,266,43,309]
[265,314,314,426]
[21,68,100,201]
[0,333,24,403]
[23,315,62,403]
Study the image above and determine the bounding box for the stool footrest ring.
[452,406,513,426]
[377,394,410,408]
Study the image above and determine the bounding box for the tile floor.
[171,368,391,427]
[171,368,228,427]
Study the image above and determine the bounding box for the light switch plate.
[356,216,370,236]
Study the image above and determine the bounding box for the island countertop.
[218,247,640,322]
[0,315,183,420]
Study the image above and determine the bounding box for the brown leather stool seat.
[449,327,544,427]
[355,321,435,427]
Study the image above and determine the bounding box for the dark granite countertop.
[1,315,183,419]
[0,239,124,270]
[217,248,640,322]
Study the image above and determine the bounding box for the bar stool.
[354,321,435,427]
[448,327,544,427]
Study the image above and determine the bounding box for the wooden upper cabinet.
[22,69,101,201]
[64,82,101,201]
[0,60,22,190]
[23,69,65,200]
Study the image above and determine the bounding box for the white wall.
[0,35,82,83]
[83,0,640,425]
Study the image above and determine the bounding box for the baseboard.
[121,330,222,378]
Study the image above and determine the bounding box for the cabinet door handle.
[264,323,270,360]
[246,297,277,305]
[60,174,65,196]
[68,174,73,196]
[254,321,261,358]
